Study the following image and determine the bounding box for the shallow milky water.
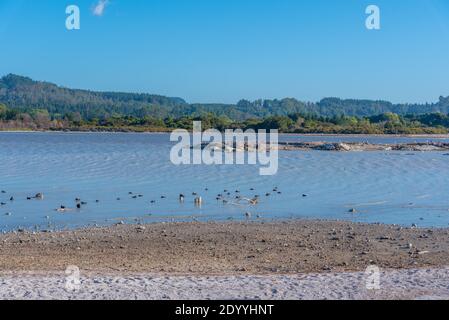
[0,132,449,231]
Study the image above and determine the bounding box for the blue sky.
[1,0,449,104]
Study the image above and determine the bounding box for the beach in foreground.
[1,220,449,300]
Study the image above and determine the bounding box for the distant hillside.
[1,74,449,120]
[0,74,187,120]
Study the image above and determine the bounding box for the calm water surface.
[0,132,449,231]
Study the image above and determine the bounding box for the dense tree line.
[1,74,449,133]
[2,102,449,134]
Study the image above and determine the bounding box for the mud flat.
[1,220,449,274]
[1,220,449,300]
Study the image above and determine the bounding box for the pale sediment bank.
[277,141,449,152]
[1,268,448,300]
[1,221,449,274]
[198,141,449,152]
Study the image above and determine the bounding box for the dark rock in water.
[302,194,308,197]
[96,200,100,203]
[161,196,166,199]
[1,191,6,194]
[116,198,121,201]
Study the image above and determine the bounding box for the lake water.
[1,132,449,232]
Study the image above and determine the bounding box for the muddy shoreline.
[1,220,448,275]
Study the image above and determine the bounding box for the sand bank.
[0,268,448,300]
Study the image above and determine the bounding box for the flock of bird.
[0,187,307,212]
[1,187,310,220]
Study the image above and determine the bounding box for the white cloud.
[92,0,109,16]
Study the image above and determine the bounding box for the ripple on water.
[0,132,449,231]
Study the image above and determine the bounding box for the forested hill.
[1,74,449,121]
[0,74,187,119]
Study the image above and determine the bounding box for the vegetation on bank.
[1,74,449,134]
[1,102,449,134]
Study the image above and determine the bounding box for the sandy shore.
[1,268,448,300]
[1,220,449,300]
